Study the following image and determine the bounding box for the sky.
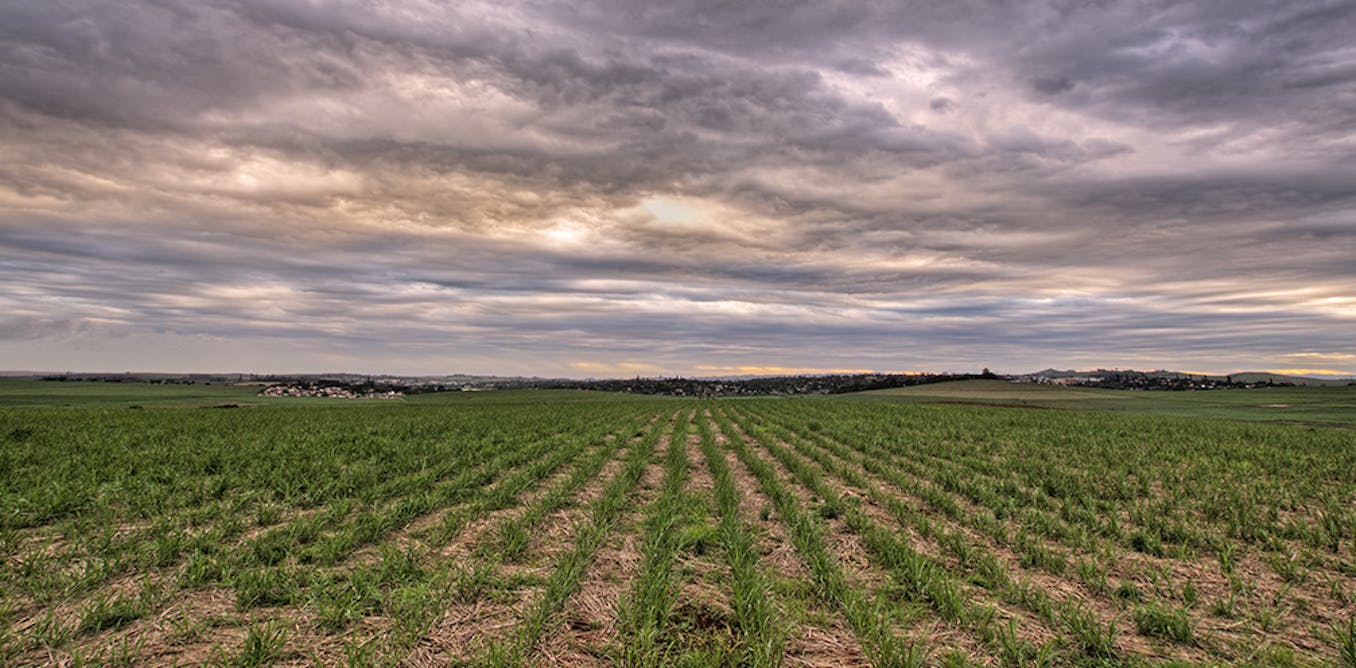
[2,1,1354,378]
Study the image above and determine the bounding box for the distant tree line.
[1017,369,1343,390]
[530,373,983,397]
[35,371,990,397]
[1088,374,1282,391]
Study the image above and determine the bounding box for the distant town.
[257,385,406,400]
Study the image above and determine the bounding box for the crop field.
[3,389,1356,666]
[846,380,1356,429]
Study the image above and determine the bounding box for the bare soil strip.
[735,405,1256,664]
[306,417,650,666]
[706,415,866,668]
[833,422,1327,661]
[413,411,677,665]
[719,410,991,666]
[41,413,661,668]
[533,416,679,665]
[6,420,597,666]
[718,412,924,666]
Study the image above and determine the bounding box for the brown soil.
[711,414,871,667]
[672,432,738,654]
[533,416,678,664]
[835,421,1352,661]
[749,410,1236,663]
[412,416,676,665]
[275,431,653,667]
[101,587,241,668]
[709,419,811,584]
[724,415,991,665]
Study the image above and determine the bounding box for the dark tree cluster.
[530,373,981,397]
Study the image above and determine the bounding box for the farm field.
[3,390,1356,666]
[844,379,1356,428]
[0,379,277,409]
[0,380,651,410]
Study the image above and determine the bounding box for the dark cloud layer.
[2,0,1354,376]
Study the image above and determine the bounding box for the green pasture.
[0,379,635,409]
[840,378,1356,427]
[2,379,1355,665]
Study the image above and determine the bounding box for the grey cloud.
[0,2,368,129]
[1,0,1354,375]
[0,316,89,342]
[1001,2,1356,134]
[1030,76,1075,96]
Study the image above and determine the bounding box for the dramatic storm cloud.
[2,1,1354,376]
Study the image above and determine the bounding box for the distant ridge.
[1023,368,1352,386]
[1031,368,1077,378]
[1227,372,1353,387]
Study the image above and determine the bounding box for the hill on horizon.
[1026,368,1352,386]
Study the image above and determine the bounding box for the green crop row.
[4,394,1353,667]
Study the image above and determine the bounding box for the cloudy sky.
[2,1,1354,377]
